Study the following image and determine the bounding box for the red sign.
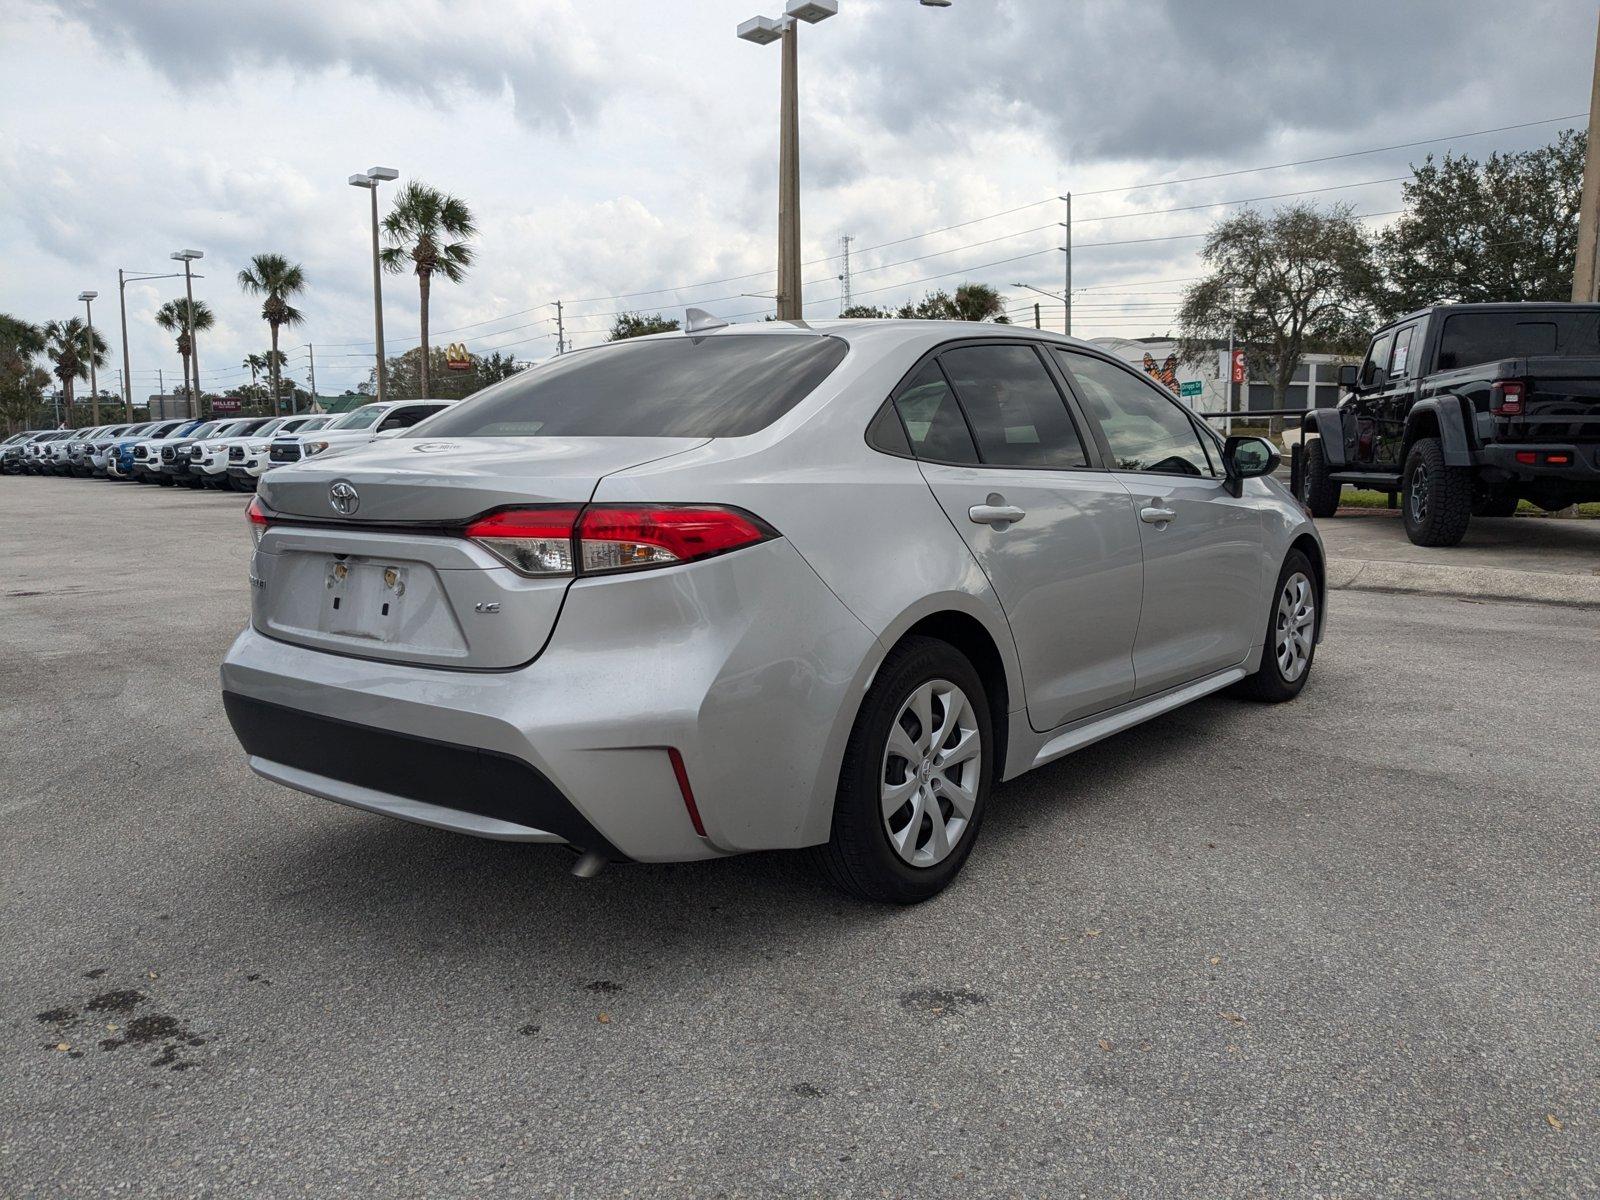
[211,397,243,413]
[1230,350,1246,384]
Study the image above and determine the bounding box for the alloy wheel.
[880,679,981,868]
[1275,572,1316,681]
[1408,462,1431,524]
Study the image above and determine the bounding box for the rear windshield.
[411,334,849,439]
[1438,311,1600,369]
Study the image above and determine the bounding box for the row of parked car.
[0,399,454,490]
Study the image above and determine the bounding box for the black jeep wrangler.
[1298,302,1600,545]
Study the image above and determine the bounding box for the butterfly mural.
[1142,352,1180,394]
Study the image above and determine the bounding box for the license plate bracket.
[323,560,407,641]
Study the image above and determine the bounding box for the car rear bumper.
[219,538,879,862]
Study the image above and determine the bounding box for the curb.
[1327,558,1600,609]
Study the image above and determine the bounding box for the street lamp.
[117,268,202,420]
[738,1,838,321]
[77,291,100,424]
[739,2,947,320]
[349,166,399,402]
[170,249,204,416]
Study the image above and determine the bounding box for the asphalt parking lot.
[2,474,1596,1198]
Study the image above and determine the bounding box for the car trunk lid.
[252,435,707,669]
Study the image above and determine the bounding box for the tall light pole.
[349,166,399,401]
[78,291,100,423]
[117,268,198,420]
[739,2,948,321]
[171,249,204,417]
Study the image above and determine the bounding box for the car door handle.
[1139,506,1177,525]
[969,498,1026,527]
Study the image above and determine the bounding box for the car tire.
[1235,549,1319,704]
[817,636,994,905]
[1300,438,1341,518]
[1472,489,1519,518]
[1401,437,1472,547]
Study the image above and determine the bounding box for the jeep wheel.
[1401,437,1472,547]
[1300,438,1341,518]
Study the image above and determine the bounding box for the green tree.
[237,254,308,412]
[1,314,49,431]
[1377,130,1585,317]
[242,352,268,397]
[889,283,1011,322]
[42,316,109,422]
[607,312,680,341]
[1177,203,1377,421]
[380,182,477,401]
[840,304,896,319]
[154,298,215,403]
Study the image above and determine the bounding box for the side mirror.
[1224,435,1280,496]
[1337,363,1360,390]
[374,427,404,439]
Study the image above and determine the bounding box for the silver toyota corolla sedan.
[221,319,1323,903]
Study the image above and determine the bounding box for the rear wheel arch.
[886,611,1011,781]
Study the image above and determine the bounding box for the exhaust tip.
[570,850,608,880]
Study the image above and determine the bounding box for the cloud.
[837,0,1591,165]
[39,0,605,135]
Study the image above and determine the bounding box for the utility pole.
[1062,192,1073,336]
[555,300,566,354]
[306,344,316,415]
[116,270,133,419]
[1574,9,1600,301]
[1033,302,1041,330]
[838,235,853,313]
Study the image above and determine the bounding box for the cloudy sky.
[1,0,1593,399]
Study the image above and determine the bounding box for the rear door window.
[892,361,979,464]
[414,334,848,438]
[937,344,1089,469]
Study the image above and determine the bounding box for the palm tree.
[42,317,108,421]
[154,299,215,404]
[237,254,307,413]
[2,315,48,431]
[242,352,267,397]
[380,182,476,400]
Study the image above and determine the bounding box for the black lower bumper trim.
[222,692,625,859]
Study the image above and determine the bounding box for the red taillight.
[462,504,775,577]
[1491,380,1525,416]
[464,507,580,576]
[246,495,269,547]
[1546,452,1571,465]
[578,505,774,574]
[1515,451,1538,465]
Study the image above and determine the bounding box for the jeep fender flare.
[1403,396,1474,467]
[1301,408,1351,466]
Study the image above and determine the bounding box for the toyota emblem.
[329,481,360,516]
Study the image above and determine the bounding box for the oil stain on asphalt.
[34,983,208,1071]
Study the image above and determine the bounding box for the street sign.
[1179,380,1203,398]
[1231,350,1246,384]
[445,341,472,372]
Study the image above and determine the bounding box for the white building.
[1089,337,1347,416]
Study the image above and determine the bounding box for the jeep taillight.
[1491,380,1525,416]
[463,505,776,578]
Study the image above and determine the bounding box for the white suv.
[230,414,332,489]
[266,400,453,468]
